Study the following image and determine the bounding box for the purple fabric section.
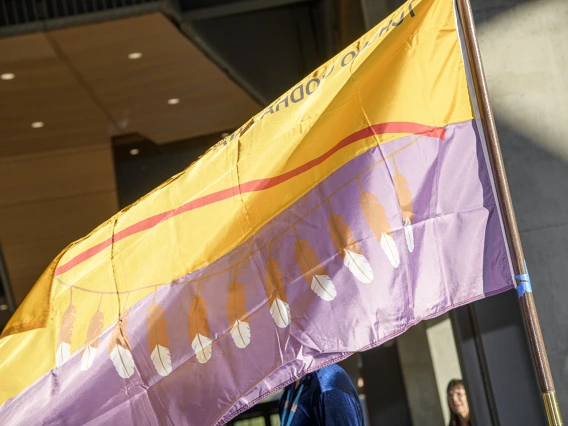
[0,120,513,426]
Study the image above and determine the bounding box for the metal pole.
[455,0,563,424]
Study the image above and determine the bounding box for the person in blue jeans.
[278,363,364,425]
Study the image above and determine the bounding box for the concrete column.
[397,323,445,426]
[360,342,412,426]
[425,315,463,425]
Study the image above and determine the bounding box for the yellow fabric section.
[1,0,472,404]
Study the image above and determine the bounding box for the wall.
[0,145,118,305]
[473,0,568,416]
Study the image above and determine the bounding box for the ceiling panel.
[49,13,261,143]
[0,33,109,157]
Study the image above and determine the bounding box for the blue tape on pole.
[516,279,532,297]
[515,261,533,297]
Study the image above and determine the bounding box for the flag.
[0,0,514,424]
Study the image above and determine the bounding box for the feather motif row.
[54,174,415,375]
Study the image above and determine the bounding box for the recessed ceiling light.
[357,377,364,388]
[0,304,8,311]
[31,121,44,129]
[167,98,180,105]
[128,52,142,60]
[129,148,140,156]
[221,132,230,137]
[1,73,15,80]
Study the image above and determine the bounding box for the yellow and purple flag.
[0,0,514,424]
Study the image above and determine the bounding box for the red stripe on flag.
[55,122,444,276]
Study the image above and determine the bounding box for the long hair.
[447,379,466,426]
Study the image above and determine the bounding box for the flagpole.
[455,0,563,424]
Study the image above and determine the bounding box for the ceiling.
[0,12,261,156]
[0,32,109,157]
[50,13,262,143]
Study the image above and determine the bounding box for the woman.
[447,379,471,426]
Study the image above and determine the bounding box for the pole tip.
[543,391,564,426]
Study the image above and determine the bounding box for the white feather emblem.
[380,232,400,268]
[294,237,337,301]
[191,334,212,364]
[343,250,374,283]
[56,303,76,368]
[360,190,400,269]
[151,345,172,376]
[270,298,291,328]
[265,259,292,328]
[230,320,251,349]
[109,314,135,378]
[81,309,104,372]
[110,344,135,378]
[147,302,173,376]
[328,212,374,283]
[80,345,97,371]
[56,342,71,368]
[189,295,213,363]
[393,162,415,255]
[310,275,337,301]
[404,217,414,253]
[227,279,251,348]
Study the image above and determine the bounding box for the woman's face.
[448,385,469,418]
